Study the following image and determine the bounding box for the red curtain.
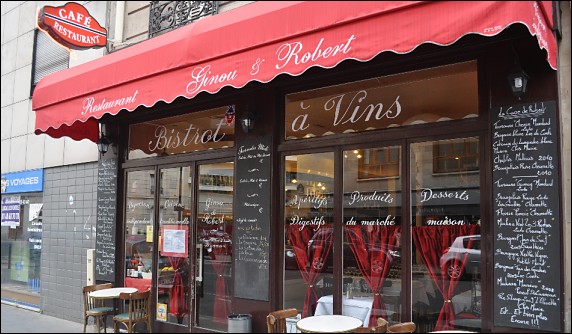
[210,243,231,324]
[168,257,189,320]
[412,224,480,331]
[287,225,333,318]
[345,225,400,325]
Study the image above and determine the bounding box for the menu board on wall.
[95,157,118,282]
[233,137,271,300]
[492,100,561,332]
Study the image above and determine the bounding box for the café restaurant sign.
[37,2,107,50]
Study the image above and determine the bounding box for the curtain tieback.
[308,284,314,288]
[444,299,452,303]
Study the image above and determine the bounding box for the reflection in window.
[357,146,400,179]
[433,138,479,174]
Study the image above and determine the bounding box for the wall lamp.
[240,112,256,133]
[96,134,114,156]
[506,54,529,100]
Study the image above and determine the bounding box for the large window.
[281,138,482,332]
[1,194,43,307]
[32,30,69,93]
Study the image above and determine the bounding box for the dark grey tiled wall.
[40,162,98,323]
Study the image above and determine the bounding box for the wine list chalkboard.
[233,137,271,300]
[95,157,118,282]
[492,100,561,332]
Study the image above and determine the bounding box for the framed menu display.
[491,100,561,332]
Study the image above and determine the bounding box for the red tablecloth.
[125,277,171,295]
[125,277,151,292]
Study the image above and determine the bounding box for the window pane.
[284,153,334,319]
[33,30,69,87]
[124,170,155,296]
[410,138,481,332]
[343,146,402,326]
[433,138,479,174]
[156,166,191,326]
[358,147,400,179]
[196,162,234,330]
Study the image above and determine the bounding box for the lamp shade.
[507,63,529,99]
[96,135,112,155]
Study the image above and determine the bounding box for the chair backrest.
[387,321,416,333]
[83,283,113,312]
[354,317,389,333]
[374,317,389,333]
[267,308,298,333]
[119,290,151,322]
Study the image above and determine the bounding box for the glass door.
[155,166,192,328]
[124,166,193,333]
[195,161,235,331]
[125,160,235,332]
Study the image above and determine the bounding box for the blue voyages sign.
[1,169,44,194]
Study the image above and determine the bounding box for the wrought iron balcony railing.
[149,1,218,38]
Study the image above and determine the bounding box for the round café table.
[89,287,137,333]
[90,287,138,299]
[296,314,363,333]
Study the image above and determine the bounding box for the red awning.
[33,1,557,142]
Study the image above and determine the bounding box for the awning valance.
[32,1,556,142]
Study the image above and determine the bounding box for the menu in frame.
[233,137,271,300]
[492,100,561,332]
[95,157,118,282]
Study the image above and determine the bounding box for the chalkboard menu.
[95,157,118,282]
[233,137,271,300]
[492,100,561,332]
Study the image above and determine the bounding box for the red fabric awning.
[32,1,557,142]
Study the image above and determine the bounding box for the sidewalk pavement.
[1,302,89,333]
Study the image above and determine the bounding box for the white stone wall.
[1,1,104,175]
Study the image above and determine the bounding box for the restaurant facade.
[24,1,571,333]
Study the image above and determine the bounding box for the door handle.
[196,244,203,282]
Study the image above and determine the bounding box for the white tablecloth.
[314,295,373,327]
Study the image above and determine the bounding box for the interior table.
[296,314,363,333]
[314,295,373,327]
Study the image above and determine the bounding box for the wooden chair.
[266,308,298,333]
[113,290,151,333]
[354,317,389,333]
[82,283,114,333]
[387,321,416,333]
